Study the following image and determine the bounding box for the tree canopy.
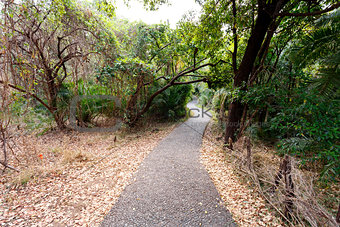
[1,0,339,190]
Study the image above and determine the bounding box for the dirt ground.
[0,122,177,226]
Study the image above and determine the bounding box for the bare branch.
[143,76,168,86]
[0,161,20,172]
[0,80,53,114]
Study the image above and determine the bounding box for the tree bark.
[46,72,65,129]
[336,203,340,223]
[224,0,284,143]
[231,0,238,74]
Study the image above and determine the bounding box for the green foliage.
[10,94,54,133]
[242,73,339,179]
[195,83,214,107]
[141,0,168,11]
[289,9,340,97]
[151,84,192,120]
[74,80,120,124]
[273,94,339,179]
[56,83,74,122]
[94,0,115,18]
[217,10,339,182]
[211,88,228,111]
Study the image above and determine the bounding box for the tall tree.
[224,0,340,143]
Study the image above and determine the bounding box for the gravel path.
[101,100,236,226]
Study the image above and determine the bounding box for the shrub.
[244,82,340,181]
[150,83,192,120]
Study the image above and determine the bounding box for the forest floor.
[1,111,337,226]
[0,121,178,226]
[201,121,339,226]
[200,122,283,226]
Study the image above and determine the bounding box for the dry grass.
[60,149,92,164]
[13,167,35,186]
[201,120,339,227]
[0,121,178,226]
[231,138,339,227]
[200,122,283,226]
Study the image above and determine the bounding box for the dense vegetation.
[177,0,340,183]
[0,0,197,130]
[0,0,339,224]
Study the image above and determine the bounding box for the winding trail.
[101,100,235,226]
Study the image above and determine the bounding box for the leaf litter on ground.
[200,122,283,227]
[0,122,177,226]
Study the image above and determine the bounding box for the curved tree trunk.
[224,0,285,143]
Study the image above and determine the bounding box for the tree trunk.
[46,72,65,129]
[225,101,244,142]
[336,203,340,223]
[224,2,279,143]
[54,114,66,129]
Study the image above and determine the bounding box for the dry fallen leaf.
[1,122,177,226]
[200,122,283,227]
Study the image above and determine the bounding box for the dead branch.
[246,137,252,170]
[0,80,53,114]
[230,137,337,226]
[0,160,20,173]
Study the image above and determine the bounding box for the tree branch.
[131,59,227,122]
[178,59,227,77]
[0,80,53,114]
[143,76,168,86]
[0,160,20,172]
[201,0,224,22]
[148,43,171,63]
[276,2,340,17]
[173,78,206,85]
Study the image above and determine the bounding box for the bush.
[272,94,340,180]
[244,81,340,181]
[74,80,121,124]
[150,83,192,120]
[10,93,54,132]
